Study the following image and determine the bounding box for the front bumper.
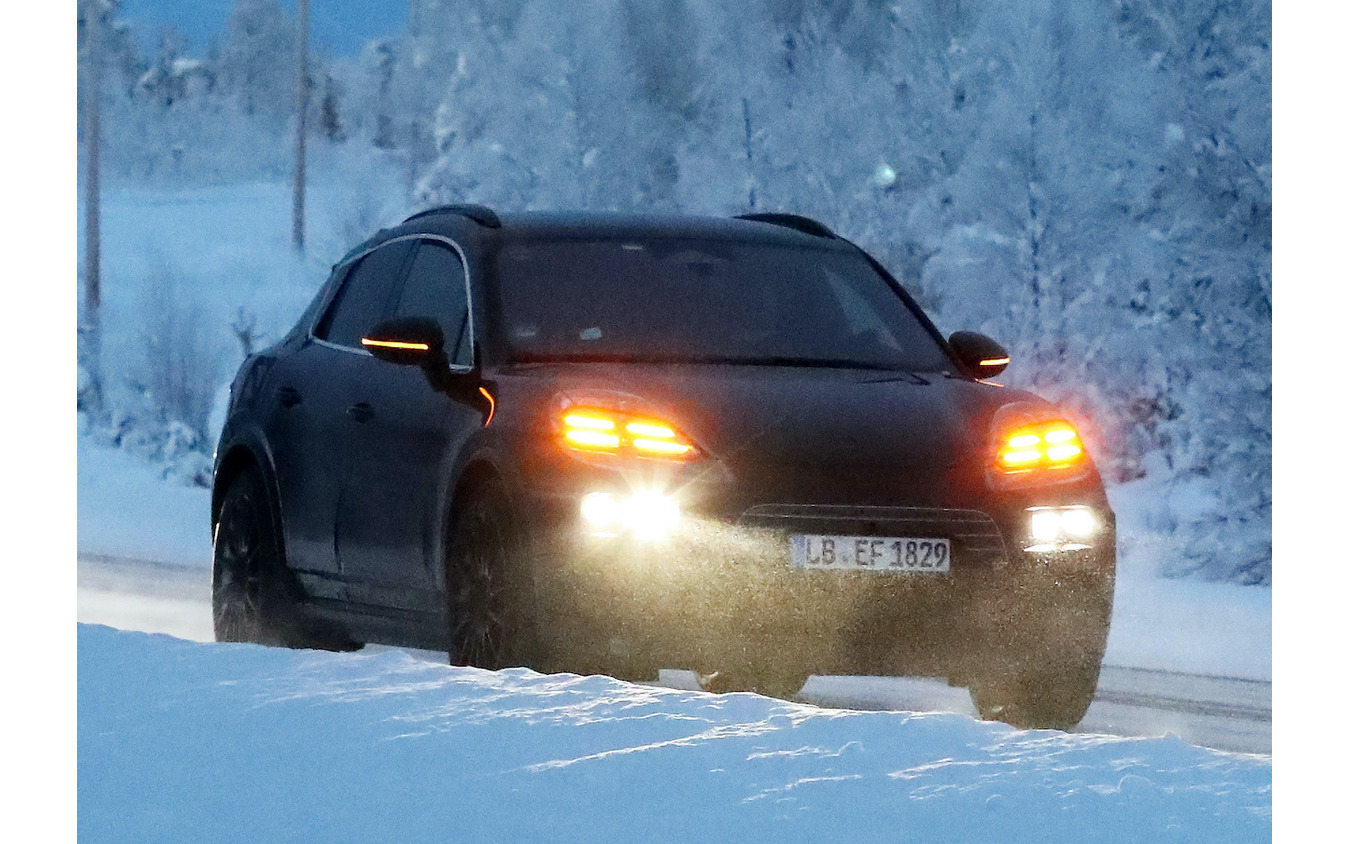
[525,493,1116,679]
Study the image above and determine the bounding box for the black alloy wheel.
[212,468,278,645]
[445,485,533,670]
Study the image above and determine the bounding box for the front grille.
[737,504,1009,568]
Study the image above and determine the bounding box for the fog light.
[579,490,680,539]
[1024,505,1098,552]
[1030,510,1061,541]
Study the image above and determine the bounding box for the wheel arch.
[433,451,520,593]
[450,457,511,503]
[211,440,283,546]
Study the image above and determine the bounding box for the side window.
[393,240,473,367]
[315,240,413,348]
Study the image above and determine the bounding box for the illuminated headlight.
[626,490,681,539]
[1023,506,1098,552]
[580,491,681,540]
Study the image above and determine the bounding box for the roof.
[399,206,841,248]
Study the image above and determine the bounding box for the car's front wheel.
[695,668,810,701]
[969,656,1101,731]
[444,483,537,670]
[967,572,1113,730]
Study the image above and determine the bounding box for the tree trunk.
[292,0,310,252]
[80,0,104,417]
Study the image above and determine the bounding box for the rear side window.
[392,240,473,367]
[315,240,414,348]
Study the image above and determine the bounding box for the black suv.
[211,205,1115,730]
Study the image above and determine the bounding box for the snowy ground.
[68,182,1278,839]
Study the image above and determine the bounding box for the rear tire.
[444,483,537,670]
[212,467,284,645]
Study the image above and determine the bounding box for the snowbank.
[78,625,1270,843]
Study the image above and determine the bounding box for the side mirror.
[361,316,445,367]
[948,331,1010,379]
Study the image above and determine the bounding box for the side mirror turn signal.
[362,317,445,366]
[948,331,1010,379]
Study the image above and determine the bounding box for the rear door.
[335,237,482,614]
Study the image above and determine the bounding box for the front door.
[334,237,482,614]
[280,238,414,599]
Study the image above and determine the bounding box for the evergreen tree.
[218,0,296,119]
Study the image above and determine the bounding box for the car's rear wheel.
[445,483,536,670]
[213,466,356,650]
[212,467,284,645]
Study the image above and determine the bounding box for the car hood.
[513,362,1046,507]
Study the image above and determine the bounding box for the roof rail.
[403,204,502,228]
[734,212,836,238]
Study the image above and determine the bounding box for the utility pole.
[742,97,756,210]
[80,0,103,415]
[292,0,310,252]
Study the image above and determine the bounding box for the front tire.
[695,668,809,701]
[969,656,1101,731]
[967,571,1113,730]
[444,483,537,670]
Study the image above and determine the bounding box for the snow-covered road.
[77,553,1271,754]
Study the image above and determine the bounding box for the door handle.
[346,402,374,423]
[276,387,302,408]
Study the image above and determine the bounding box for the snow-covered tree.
[911,0,1270,582]
[217,0,296,120]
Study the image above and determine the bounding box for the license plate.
[789,534,951,573]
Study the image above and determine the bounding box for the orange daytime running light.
[995,420,1085,473]
[361,338,430,351]
[478,387,496,427]
[562,408,694,459]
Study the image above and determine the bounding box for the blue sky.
[116,0,407,57]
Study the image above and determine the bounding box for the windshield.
[492,237,950,371]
